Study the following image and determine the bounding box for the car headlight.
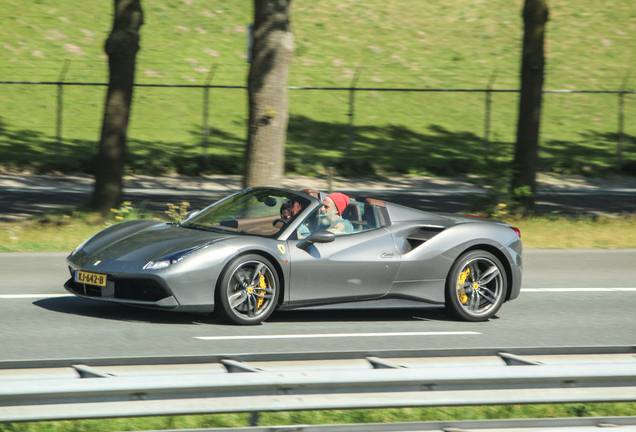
[144,244,210,270]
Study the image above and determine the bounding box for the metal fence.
[1,64,634,172]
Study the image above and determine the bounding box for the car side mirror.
[296,230,336,250]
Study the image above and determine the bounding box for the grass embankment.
[3,403,636,432]
[0,203,171,253]
[0,0,634,177]
[506,214,636,249]
[2,204,636,252]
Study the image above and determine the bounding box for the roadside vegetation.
[2,403,636,432]
[0,202,167,253]
[1,0,634,178]
[2,202,636,252]
[504,213,636,249]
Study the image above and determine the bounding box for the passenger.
[280,199,303,223]
[280,197,312,238]
[320,192,354,235]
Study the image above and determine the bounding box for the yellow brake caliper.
[457,267,471,304]
[257,272,267,308]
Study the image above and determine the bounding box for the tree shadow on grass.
[0,117,65,166]
[1,115,634,178]
[288,116,636,178]
[0,116,246,176]
[286,115,514,177]
[537,131,636,176]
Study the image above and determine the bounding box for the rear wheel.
[445,250,507,321]
[216,254,279,325]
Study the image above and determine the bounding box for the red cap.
[327,192,350,215]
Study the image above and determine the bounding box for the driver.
[320,192,354,235]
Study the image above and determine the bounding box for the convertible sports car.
[65,187,522,325]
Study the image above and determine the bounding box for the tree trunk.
[91,0,143,216]
[244,0,294,188]
[511,0,548,213]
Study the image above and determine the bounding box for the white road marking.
[0,294,73,299]
[521,288,636,292]
[195,331,481,341]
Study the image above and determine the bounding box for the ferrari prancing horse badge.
[277,244,285,255]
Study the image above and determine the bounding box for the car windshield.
[181,188,312,237]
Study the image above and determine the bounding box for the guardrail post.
[56,59,70,165]
[617,69,631,168]
[347,66,362,159]
[484,69,498,160]
[250,412,260,426]
[201,64,218,168]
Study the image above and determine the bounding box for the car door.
[287,228,401,305]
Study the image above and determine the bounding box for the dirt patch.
[143,69,163,78]
[44,29,66,41]
[63,44,86,55]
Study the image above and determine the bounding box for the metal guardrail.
[1,346,636,423]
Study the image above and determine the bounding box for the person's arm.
[297,223,311,238]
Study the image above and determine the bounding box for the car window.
[343,200,380,232]
[182,188,310,237]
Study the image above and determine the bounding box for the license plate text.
[75,271,107,287]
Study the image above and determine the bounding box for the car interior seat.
[362,202,377,230]
[342,202,365,231]
[363,198,388,229]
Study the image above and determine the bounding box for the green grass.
[0,0,635,177]
[2,205,636,252]
[0,203,166,253]
[503,214,636,249]
[3,403,636,432]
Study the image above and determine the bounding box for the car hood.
[78,222,233,263]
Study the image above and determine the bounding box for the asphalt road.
[1,250,635,362]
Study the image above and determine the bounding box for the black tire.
[445,250,507,322]
[216,254,280,325]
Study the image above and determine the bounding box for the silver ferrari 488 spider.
[65,187,522,325]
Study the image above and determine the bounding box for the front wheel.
[445,250,507,322]
[216,254,280,325]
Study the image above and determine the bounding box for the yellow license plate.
[75,271,107,287]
